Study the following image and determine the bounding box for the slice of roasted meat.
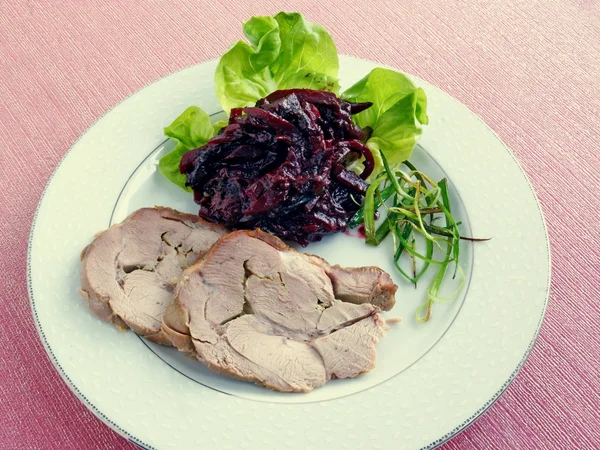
[79,207,228,344]
[163,229,397,392]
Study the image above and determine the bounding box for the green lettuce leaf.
[158,106,226,190]
[342,68,429,173]
[215,12,339,112]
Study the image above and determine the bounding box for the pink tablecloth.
[1,1,598,449]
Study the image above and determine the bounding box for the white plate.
[28,56,550,449]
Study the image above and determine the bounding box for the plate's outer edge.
[340,56,552,446]
[27,56,550,450]
[343,53,551,447]
[26,62,210,450]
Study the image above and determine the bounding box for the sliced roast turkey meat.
[79,207,228,344]
[163,230,398,392]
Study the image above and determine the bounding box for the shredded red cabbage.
[180,89,373,246]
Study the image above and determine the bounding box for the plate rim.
[27,55,551,450]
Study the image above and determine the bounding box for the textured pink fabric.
[1,0,599,449]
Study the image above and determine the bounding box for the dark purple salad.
[180,89,373,245]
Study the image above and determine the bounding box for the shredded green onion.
[352,154,483,323]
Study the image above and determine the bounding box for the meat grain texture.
[79,207,228,344]
[163,229,397,392]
